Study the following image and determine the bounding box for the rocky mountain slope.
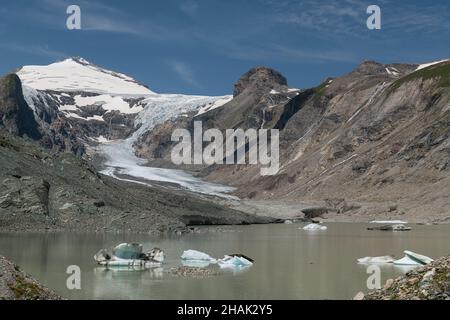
[0,68,272,232]
[0,132,272,233]
[4,56,450,223]
[136,60,450,222]
[0,74,41,140]
[0,255,62,300]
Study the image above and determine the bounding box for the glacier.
[98,92,235,198]
[17,57,236,198]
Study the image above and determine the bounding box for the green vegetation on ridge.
[391,61,450,91]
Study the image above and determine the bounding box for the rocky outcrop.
[0,256,62,300]
[233,66,288,97]
[134,66,299,162]
[1,176,50,216]
[0,74,41,140]
[364,256,450,300]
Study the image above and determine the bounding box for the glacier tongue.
[99,93,236,198]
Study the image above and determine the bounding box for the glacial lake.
[1,223,449,300]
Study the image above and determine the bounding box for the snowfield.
[17,57,154,95]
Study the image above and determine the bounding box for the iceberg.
[218,255,254,269]
[94,243,165,269]
[393,256,422,266]
[357,256,395,264]
[370,220,408,224]
[392,224,412,232]
[113,243,143,260]
[181,250,217,263]
[404,250,434,265]
[302,223,327,231]
[394,251,434,266]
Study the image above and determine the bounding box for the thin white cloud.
[0,43,67,59]
[168,60,203,89]
[1,0,151,38]
[194,32,356,63]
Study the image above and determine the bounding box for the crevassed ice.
[99,93,236,198]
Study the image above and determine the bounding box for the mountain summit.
[17,57,154,95]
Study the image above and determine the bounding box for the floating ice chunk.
[393,256,421,266]
[302,223,327,231]
[404,251,434,265]
[357,256,395,264]
[370,220,408,224]
[394,251,433,266]
[181,250,217,263]
[392,224,412,232]
[113,243,143,260]
[218,255,253,269]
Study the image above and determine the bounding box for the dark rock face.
[0,74,41,140]
[1,176,50,216]
[233,66,288,97]
[198,66,295,131]
[134,66,297,162]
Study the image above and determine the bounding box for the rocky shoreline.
[362,256,450,300]
[0,256,62,300]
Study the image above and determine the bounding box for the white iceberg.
[394,251,434,266]
[94,244,165,269]
[404,250,434,265]
[370,220,408,224]
[218,255,254,269]
[181,250,217,263]
[357,256,395,264]
[302,223,327,231]
[393,256,421,266]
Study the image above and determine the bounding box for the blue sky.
[0,0,450,95]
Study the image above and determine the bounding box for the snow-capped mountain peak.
[16,57,233,145]
[17,57,154,95]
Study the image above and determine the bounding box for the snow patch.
[74,94,143,114]
[65,112,104,122]
[386,67,399,76]
[196,95,233,116]
[416,59,450,71]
